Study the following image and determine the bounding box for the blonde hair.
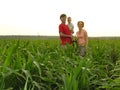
[77,21,84,27]
[67,17,71,19]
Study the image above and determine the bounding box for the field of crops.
[0,37,120,90]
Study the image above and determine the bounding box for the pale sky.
[0,0,120,37]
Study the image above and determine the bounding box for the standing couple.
[59,13,88,57]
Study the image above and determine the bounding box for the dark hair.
[60,14,66,19]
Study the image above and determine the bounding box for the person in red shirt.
[59,14,73,46]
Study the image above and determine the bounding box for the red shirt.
[59,23,72,45]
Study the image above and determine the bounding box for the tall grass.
[0,38,120,90]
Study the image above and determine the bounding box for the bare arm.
[71,25,74,34]
[59,32,72,38]
[85,31,88,47]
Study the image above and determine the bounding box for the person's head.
[60,14,67,23]
[77,21,84,29]
[67,17,72,23]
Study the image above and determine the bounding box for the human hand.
[71,35,74,39]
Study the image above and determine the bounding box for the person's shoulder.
[76,31,79,34]
[59,23,62,25]
[71,23,74,26]
[82,29,87,34]
[59,23,63,27]
[67,23,69,26]
[82,29,87,32]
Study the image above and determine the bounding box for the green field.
[0,36,120,90]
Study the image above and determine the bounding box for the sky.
[0,0,120,37]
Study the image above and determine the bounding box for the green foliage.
[0,38,120,90]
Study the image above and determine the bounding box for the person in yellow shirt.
[76,21,88,57]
